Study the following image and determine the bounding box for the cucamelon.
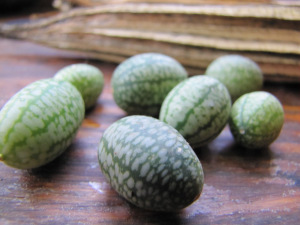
[205,54,263,102]
[0,79,85,169]
[54,63,104,109]
[229,91,284,149]
[98,115,204,211]
[159,76,231,148]
[111,53,188,116]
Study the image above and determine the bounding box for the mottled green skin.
[229,91,284,149]
[54,63,104,109]
[205,55,263,102]
[98,116,204,211]
[159,76,231,148]
[111,53,188,116]
[0,79,85,169]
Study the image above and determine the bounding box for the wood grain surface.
[0,37,300,225]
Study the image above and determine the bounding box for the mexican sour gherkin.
[111,53,188,116]
[229,91,284,149]
[205,54,263,102]
[54,63,104,109]
[0,79,85,169]
[159,76,231,148]
[98,115,204,211]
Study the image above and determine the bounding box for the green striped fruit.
[98,115,204,211]
[0,79,85,169]
[159,76,231,148]
[229,91,284,149]
[111,53,188,116]
[54,63,104,109]
[205,54,263,102]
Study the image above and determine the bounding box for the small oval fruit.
[229,91,284,149]
[205,54,263,102]
[0,79,85,169]
[159,76,231,148]
[98,115,204,211]
[111,53,188,116]
[54,63,104,109]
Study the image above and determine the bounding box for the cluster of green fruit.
[102,53,284,211]
[112,53,284,150]
[0,52,284,212]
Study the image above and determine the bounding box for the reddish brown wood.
[0,37,300,224]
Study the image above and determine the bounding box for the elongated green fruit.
[229,91,284,149]
[159,76,231,148]
[54,63,104,109]
[98,115,204,211]
[111,53,188,116]
[0,79,85,169]
[205,54,263,102]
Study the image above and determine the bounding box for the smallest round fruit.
[229,91,284,149]
[54,63,104,109]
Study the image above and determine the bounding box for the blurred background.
[0,0,299,83]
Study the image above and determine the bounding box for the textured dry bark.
[53,0,300,8]
[1,1,299,82]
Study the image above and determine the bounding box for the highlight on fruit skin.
[0,78,85,169]
[54,63,104,109]
[205,54,263,102]
[111,52,188,116]
[229,91,284,149]
[98,115,204,212]
[159,75,232,148]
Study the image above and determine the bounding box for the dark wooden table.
[0,36,300,224]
